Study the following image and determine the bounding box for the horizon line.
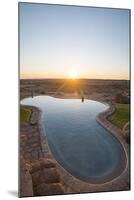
[20,77,130,81]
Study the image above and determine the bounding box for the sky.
[20,3,130,80]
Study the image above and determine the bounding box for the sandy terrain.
[20,79,130,102]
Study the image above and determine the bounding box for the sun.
[69,71,78,80]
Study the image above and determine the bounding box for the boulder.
[39,158,56,169]
[32,170,44,187]
[29,161,40,174]
[34,183,64,196]
[43,168,60,184]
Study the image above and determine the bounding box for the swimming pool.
[21,95,126,184]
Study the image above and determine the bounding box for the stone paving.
[19,106,65,197]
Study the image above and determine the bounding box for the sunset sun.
[69,71,79,80]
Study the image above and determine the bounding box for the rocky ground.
[20,79,130,103]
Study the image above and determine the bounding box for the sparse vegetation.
[109,103,130,129]
[20,79,130,101]
[20,107,31,123]
[115,93,130,104]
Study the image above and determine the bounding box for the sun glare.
[69,71,78,80]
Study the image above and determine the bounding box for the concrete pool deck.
[20,98,130,196]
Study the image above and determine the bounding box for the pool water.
[21,95,126,183]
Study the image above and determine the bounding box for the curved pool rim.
[21,95,128,184]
